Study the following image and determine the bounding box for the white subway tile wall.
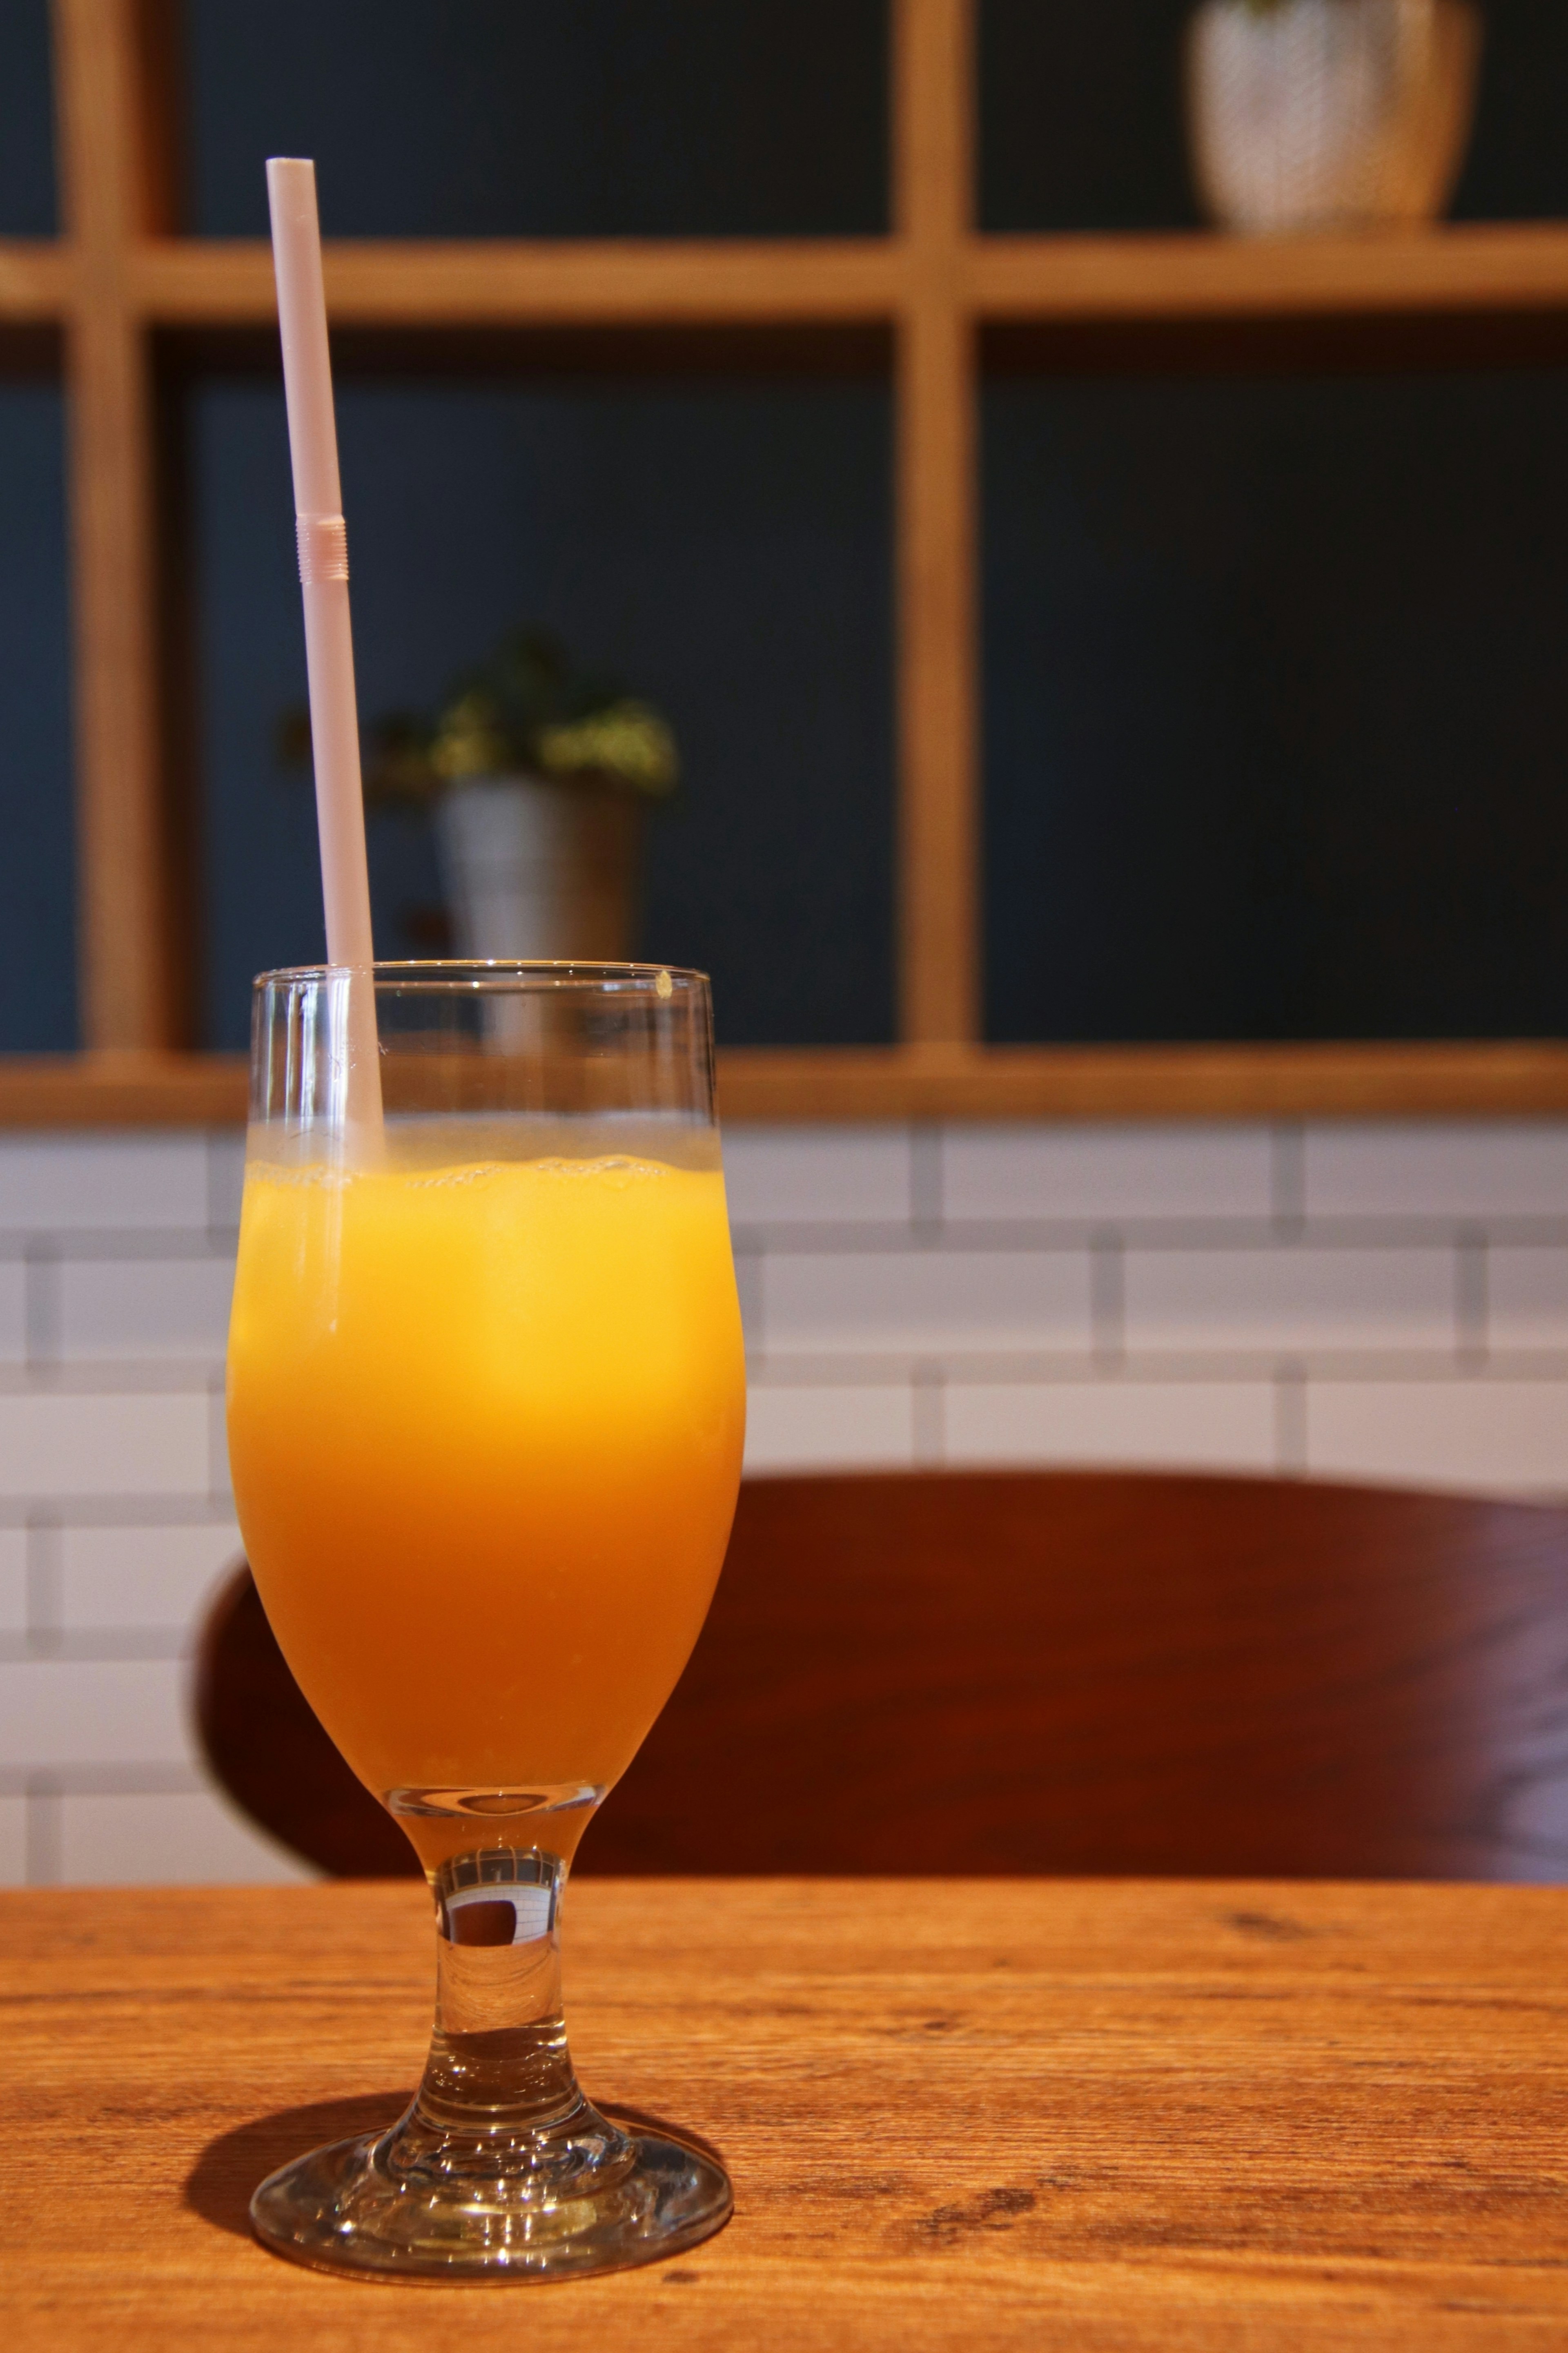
[722,1124,913,1225]
[942,1122,1276,1223]
[1487,1248,1568,1351]
[2,1117,1566,1886]
[742,1381,917,1473]
[56,1789,312,1887]
[57,1254,235,1361]
[0,1393,213,1498]
[0,1657,189,1769]
[1303,1122,1568,1218]
[762,1248,1092,1356]
[58,1521,242,1632]
[0,1134,212,1229]
[1305,1381,1568,1492]
[0,1130,265,1891]
[943,1378,1280,1470]
[1120,1245,1456,1353]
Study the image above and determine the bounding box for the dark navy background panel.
[980,0,1199,235]
[980,0,1568,233]
[185,0,886,238]
[0,7,73,1047]
[0,0,55,232]
[0,389,75,1048]
[194,379,895,1050]
[983,370,1568,1044]
[1453,2,1568,221]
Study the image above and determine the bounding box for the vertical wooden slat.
[52,0,180,1049]
[127,0,186,239]
[892,0,978,1046]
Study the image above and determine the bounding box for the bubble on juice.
[244,1158,353,1190]
[403,1154,674,1192]
[529,1155,672,1188]
[406,1162,507,1190]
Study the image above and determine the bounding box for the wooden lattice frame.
[8,0,1568,1122]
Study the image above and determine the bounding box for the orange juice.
[226,1125,745,1853]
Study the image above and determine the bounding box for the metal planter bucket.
[433,774,641,962]
[1186,0,1482,234]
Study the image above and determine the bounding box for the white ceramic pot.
[433,774,641,962]
[1186,0,1481,234]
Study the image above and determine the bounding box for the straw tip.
[265,155,317,201]
[266,157,321,237]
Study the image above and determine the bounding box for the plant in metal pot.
[285,629,679,962]
[1185,0,1482,234]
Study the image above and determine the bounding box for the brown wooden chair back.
[196,1470,1568,1881]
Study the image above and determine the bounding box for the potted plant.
[361,629,678,962]
[1185,0,1483,234]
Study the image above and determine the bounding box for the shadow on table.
[185,2096,727,2239]
[185,2092,412,2237]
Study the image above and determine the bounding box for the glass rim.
[253,959,709,997]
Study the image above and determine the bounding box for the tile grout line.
[744,1347,1568,1390]
[205,1127,234,1243]
[1456,1226,1488,1373]
[24,1514,62,1655]
[728,1214,1568,1254]
[23,1238,58,1379]
[0,1764,209,1801]
[1271,1122,1306,1237]
[1274,1363,1308,1473]
[0,1497,245,1530]
[910,1123,942,1245]
[1090,1232,1125,1369]
[0,1627,195,1664]
[911,1361,946,1464]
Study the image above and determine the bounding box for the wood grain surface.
[587,1472,1568,1882]
[6,1878,1568,2350]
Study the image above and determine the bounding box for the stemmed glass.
[225,961,746,2279]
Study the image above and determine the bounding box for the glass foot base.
[250,2097,733,2282]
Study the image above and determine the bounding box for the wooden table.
[7,1879,1568,2349]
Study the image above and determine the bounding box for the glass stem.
[404,1847,591,2148]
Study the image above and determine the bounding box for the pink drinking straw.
[266,156,383,1135]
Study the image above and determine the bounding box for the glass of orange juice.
[227,961,746,2280]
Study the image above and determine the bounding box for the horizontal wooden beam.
[7,226,1568,337]
[132,239,907,327]
[127,224,1568,335]
[717,1042,1568,1121]
[0,1051,245,1124]
[0,241,73,317]
[971,222,1568,324]
[4,1043,1568,1129]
